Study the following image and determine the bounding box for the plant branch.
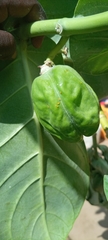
[17,11,108,39]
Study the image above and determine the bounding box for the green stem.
[48,36,68,60]
[93,134,98,160]
[17,11,108,39]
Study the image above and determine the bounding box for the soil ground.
[68,200,108,240]
[68,137,108,240]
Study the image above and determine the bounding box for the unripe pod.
[31,65,99,142]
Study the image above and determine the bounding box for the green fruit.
[31,65,99,142]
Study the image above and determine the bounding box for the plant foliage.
[0,0,108,239]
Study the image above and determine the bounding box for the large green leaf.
[69,0,108,98]
[70,31,108,74]
[74,0,108,16]
[70,32,108,98]
[39,0,78,19]
[79,71,108,100]
[0,37,89,240]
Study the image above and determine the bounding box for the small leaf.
[104,175,108,200]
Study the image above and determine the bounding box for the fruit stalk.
[48,36,69,60]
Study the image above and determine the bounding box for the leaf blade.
[0,38,89,240]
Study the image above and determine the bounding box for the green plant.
[1,0,108,240]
